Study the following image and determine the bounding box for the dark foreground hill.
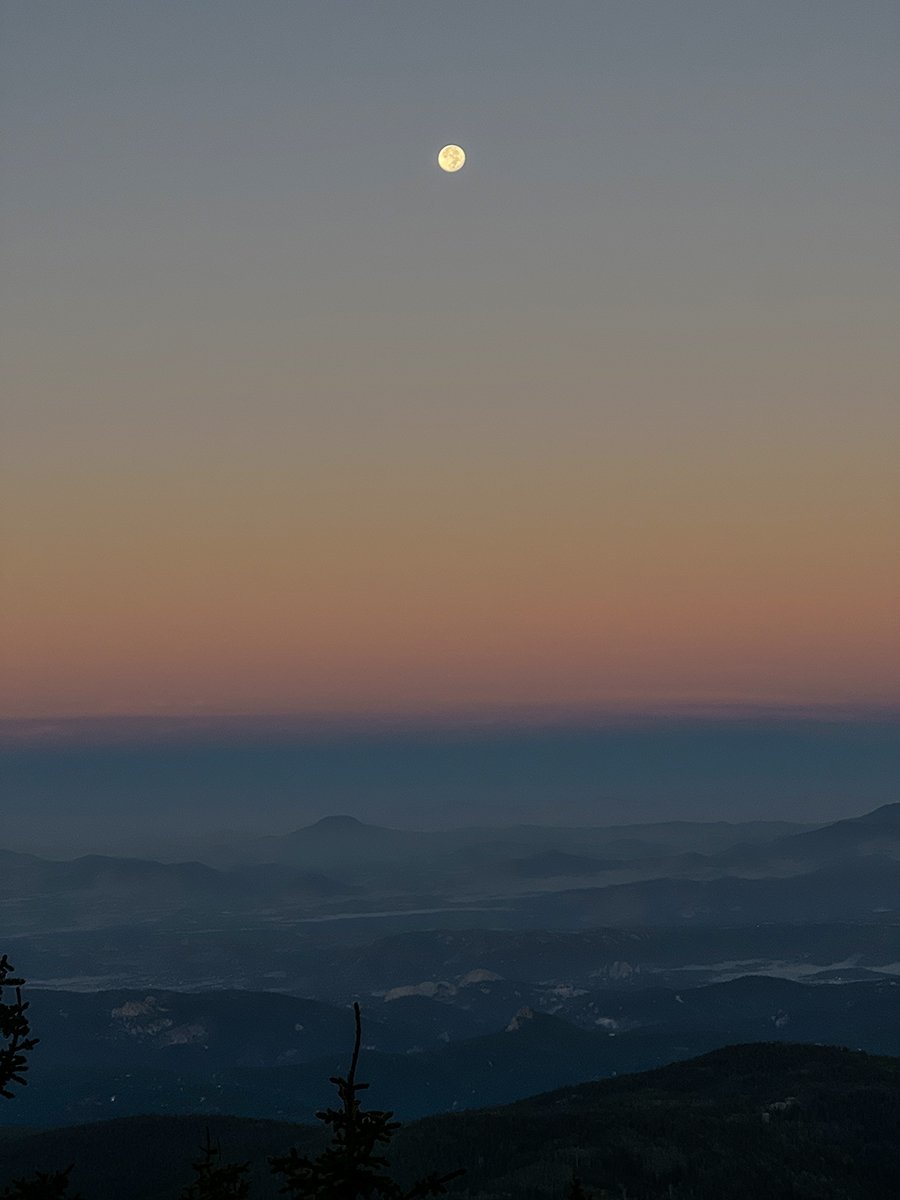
[1,1043,899,1199]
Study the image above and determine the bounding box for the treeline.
[4,956,900,1198]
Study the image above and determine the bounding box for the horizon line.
[2,699,899,748]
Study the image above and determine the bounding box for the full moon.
[438,144,466,173]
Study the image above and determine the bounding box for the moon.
[438,144,466,173]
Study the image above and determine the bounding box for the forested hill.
[400,1041,900,1198]
[1,1042,899,1198]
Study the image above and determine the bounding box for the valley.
[3,803,900,1133]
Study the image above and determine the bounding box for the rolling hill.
[1,1043,898,1198]
[6,975,900,1127]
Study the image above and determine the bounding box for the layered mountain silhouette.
[9,975,900,1127]
[3,802,899,949]
[2,1043,899,1198]
[717,801,900,872]
[506,851,615,877]
[519,854,900,925]
[0,847,353,929]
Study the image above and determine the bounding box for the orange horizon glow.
[5,411,898,720]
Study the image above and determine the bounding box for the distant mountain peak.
[308,815,368,832]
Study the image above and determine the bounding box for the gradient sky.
[3,1,899,721]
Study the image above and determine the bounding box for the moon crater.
[438,144,466,172]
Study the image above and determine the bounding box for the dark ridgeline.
[3,959,900,1198]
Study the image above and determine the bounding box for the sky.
[2,0,899,725]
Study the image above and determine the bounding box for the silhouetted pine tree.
[179,1129,251,1200]
[0,954,38,1099]
[1,959,79,1199]
[270,1003,463,1199]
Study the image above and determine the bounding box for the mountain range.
[3,805,900,939]
[5,974,899,1127]
[1,1043,898,1198]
